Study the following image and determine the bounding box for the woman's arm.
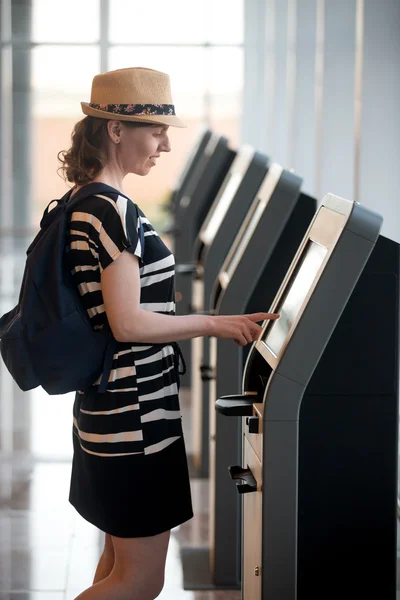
[101,251,278,346]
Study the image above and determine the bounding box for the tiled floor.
[0,371,240,599]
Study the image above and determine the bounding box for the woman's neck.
[72,166,125,197]
[91,165,125,192]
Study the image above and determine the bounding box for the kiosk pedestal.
[181,165,316,589]
[174,133,235,385]
[187,146,269,477]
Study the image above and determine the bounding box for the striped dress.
[66,188,193,538]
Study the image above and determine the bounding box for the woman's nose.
[161,135,171,153]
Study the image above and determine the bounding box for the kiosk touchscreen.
[263,241,327,355]
[181,164,316,589]
[216,195,399,600]
[187,145,269,476]
[174,132,235,384]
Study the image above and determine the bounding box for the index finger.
[244,312,280,322]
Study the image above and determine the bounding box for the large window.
[30,0,244,231]
[32,46,100,222]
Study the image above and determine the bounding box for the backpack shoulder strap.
[64,182,110,212]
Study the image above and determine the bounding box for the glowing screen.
[263,241,328,357]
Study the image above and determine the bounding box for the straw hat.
[81,67,186,128]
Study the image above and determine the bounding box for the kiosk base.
[180,548,241,590]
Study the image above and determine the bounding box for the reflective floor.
[0,375,240,599]
[0,256,399,598]
[1,369,400,599]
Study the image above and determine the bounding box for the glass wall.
[31,0,244,231]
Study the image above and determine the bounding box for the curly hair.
[57,116,150,185]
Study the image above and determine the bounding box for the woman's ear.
[107,120,122,144]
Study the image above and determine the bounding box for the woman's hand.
[207,312,280,346]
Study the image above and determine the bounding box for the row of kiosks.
[216,195,399,599]
[186,145,269,477]
[173,131,235,384]
[180,163,316,589]
[164,128,213,227]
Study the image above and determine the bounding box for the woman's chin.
[132,166,152,177]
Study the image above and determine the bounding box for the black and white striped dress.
[66,187,193,538]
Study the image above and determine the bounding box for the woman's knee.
[111,531,170,597]
[111,568,164,600]
[140,572,165,599]
[147,571,165,598]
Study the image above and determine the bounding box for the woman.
[58,67,278,600]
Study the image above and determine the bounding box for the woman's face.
[115,123,171,176]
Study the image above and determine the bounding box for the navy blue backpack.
[0,182,144,395]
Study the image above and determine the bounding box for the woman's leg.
[74,529,171,600]
[93,533,115,584]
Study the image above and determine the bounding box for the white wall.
[358,0,400,243]
[291,0,318,196]
[318,0,357,203]
[242,0,269,152]
[243,0,400,241]
[271,0,289,167]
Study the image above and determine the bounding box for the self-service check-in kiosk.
[174,132,235,384]
[187,145,269,477]
[217,195,399,600]
[181,164,316,589]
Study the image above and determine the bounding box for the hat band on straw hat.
[89,103,176,117]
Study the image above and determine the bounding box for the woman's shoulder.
[69,190,131,220]
[67,188,149,239]
[87,190,145,222]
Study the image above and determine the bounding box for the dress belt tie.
[171,342,187,376]
[150,341,187,379]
